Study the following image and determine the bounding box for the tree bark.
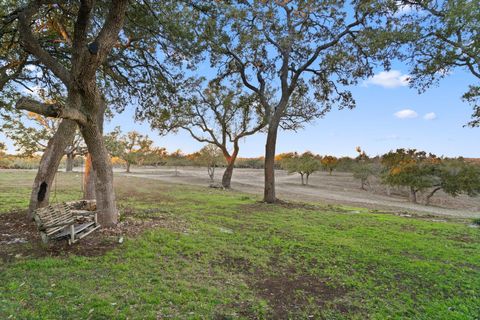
[208,165,215,182]
[126,162,131,173]
[300,173,304,185]
[83,153,95,200]
[409,187,418,203]
[306,173,310,185]
[80,122,118,226]
[66,153,75,172]
[425,187,442,205]
[27,119,77,218]
[221,161,235,188]
[264,124,279,203]
[360,179,366,190]
[221,145,239,189]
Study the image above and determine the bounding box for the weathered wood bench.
[32,202,100,244]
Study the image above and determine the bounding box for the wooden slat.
[33,202,100,244]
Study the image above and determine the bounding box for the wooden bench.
[33,202,100,244]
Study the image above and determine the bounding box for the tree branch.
[16,97,87,125]
[16,2,72,86]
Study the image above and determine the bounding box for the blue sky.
[98,65,478,158]
[1,66,478,158]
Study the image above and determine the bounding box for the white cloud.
[364,70,410,88]
[394,2,414,15]
[394,109,418,119]
[424,112,437,120]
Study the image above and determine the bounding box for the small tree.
[281,152,321,185]
[352,147,378,190]
[381,149,439,203]
[424,160,480,205]
[104,127,154,173]
[151,81,265,188]
[166,150,187,177]
[143,147,168,167]
[192,145,224,182]
[321,156,339,175]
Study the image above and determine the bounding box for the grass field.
[1,171,479,319]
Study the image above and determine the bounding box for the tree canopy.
[399,0,480,126]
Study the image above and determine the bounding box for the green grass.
[1,171,479,319]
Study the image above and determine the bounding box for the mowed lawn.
[0,171,479,319]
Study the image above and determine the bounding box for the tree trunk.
[264,124,279,203]
[360,179,366,190]
[66,153,75,172]
[409,187,417,203]
[83,153,95,200]
[80,122,118,226]
[208,165,215,182]
[27,119,77,218]
[126,162,131,173]
[306,173,310,185]
[425,187,442,205]
[300,173,304,185]
[83,96,106,200]
[222,150,238,189]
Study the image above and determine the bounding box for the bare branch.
[16,97,87,125]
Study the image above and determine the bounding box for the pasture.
[1,170,479,319]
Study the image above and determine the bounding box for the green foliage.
[320,156,339,175]
[381,149,439,201]
[435,160,480,198]
[281,152,321,185]
[190,144,225,181]
[352,163,380,190]
[235,157,264,169]
[104,127,155,171]
[381,149,480,203]
[400,0,480,126]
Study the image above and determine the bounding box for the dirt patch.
[448,234,476,243]
[0,208,188,263]
[253,267,350,319]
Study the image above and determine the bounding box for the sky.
[101,65,479,158]
[1,65,478,158]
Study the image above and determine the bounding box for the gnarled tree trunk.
[27,119,77,218]
[221,144,239,189]
[80,121,117,226]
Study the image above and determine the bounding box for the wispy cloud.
[364,70,410,89]
[394,109,418,119]
[424,112,437,120]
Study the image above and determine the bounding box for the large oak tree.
[1,1,204,224]
[204,0,401,202]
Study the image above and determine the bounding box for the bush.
[0,157,13,168]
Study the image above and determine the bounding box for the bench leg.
[69,224,75,245]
